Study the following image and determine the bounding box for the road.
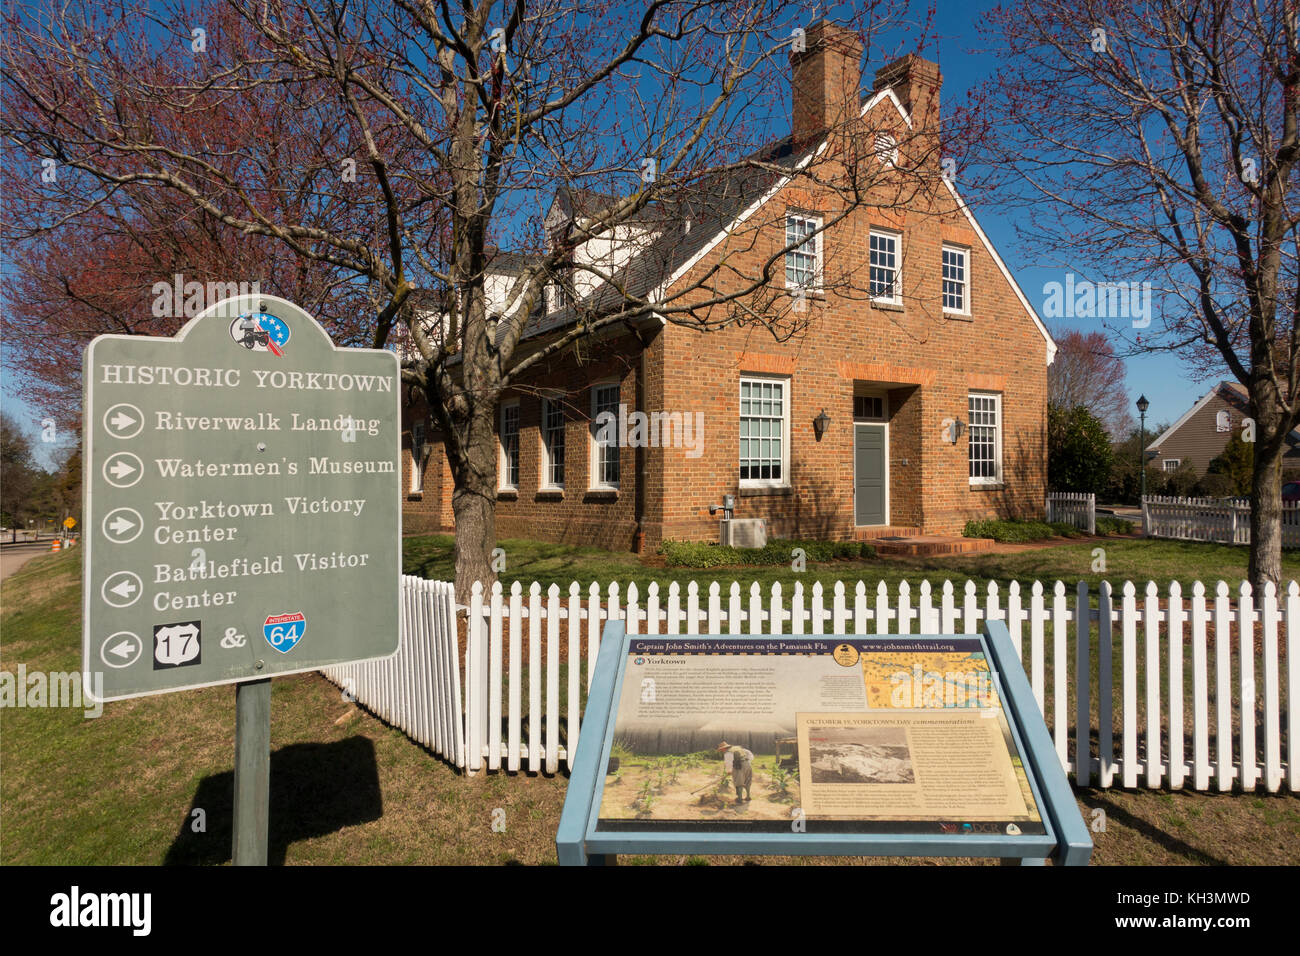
[0,539,69,583]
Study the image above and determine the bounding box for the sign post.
[83,294,401,863]
[233,678,272,865]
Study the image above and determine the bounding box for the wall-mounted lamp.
[813,409,831,441]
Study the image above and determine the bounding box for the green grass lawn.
[4,545,1297,865]
[404,533,1300,594]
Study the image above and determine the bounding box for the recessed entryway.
[854,422,888,526]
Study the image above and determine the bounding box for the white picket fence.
[321,576,466,768]
[1143,495,1300,546]
[325,575,1298,794]
[1047,492,1095,533]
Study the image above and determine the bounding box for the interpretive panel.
[595,636,1044,834]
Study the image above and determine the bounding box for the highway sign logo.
[264,612,305,653]
[153,621,201,668]
[230,311,291,356]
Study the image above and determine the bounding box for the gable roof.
[1147,381,1300,450]
[503,83,1056,362]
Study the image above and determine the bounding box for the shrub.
[1094,516,1134,535]
[657,538,875,568]
[963,518,1074,542]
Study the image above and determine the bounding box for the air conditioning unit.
[720,517,767,549]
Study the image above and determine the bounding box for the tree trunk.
[449,402,500,604]
[1248,415,1285,595]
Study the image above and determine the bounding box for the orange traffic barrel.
[51,539,61,552]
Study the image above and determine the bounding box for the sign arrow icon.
[99,631,142,669]
[101,508,143,544]
[102,452,143,488]
[111,579,137,598]
[102,403,144,440]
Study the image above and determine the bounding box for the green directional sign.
[83,294,400,701]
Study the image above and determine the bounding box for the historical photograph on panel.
[807,726,914,784]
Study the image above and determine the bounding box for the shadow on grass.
[1078,790,1229,865]
[164,737,383,865]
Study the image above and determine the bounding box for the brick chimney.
[790,22,863,144]
[872,53,942,131]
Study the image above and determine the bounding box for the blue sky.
[2,0,1207,468]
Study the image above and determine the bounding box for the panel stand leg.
[233,678,271,866]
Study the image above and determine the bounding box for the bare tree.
[1048,328,1133,436]
[3,0,941,596]
[971,0,1299,590]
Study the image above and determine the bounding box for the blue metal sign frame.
[557,619,1091,866]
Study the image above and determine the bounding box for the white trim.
[648,83,1055,366]
[853,421,890,527]
[738,374,791,490]
[651,89,896,306]
[1162,458,1182,472]
[589,380,621,490]
[498,399,520,491]
[1146,385,1222,451]
[941,176,1056,364]
[968,391,1003,486]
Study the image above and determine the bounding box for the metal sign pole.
[232,678,271,866]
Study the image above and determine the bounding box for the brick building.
[402,23,1056,551]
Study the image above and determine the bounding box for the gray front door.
[854,424,886,526]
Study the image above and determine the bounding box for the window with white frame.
[870,230,900,303]
[590,383,620,489]
[942,245,968,313]
[968,393,1002,484]
[542,398,566,489]
[740,377,789,485]
[785,214,821,291]
[499,401,519,490]
[1162,458,1181,472]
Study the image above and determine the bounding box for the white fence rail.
[1143,495,1300,546]
[321,576,465,768]
[341,576,1299,794]
[1047,492,1095,533]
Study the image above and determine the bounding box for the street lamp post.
[1137,394,1150,502]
